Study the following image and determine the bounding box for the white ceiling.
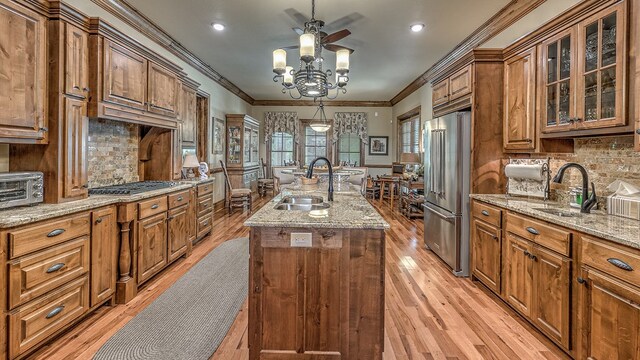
[127,0,510,101]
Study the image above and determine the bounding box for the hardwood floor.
[28,197,568,360]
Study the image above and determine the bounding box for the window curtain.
[264,111,300,144]
[332,112,368,144]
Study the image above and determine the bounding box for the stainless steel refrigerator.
[422,111,471,277]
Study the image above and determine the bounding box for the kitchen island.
[244,188,389,360]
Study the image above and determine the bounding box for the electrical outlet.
[290,232,312,247]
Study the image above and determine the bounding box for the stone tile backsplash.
[87,119,139,187]
[548,135,640,210]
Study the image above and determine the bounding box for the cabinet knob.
[83,87,90,92]
[40,127,49,132]
[523,250,531,257]
[636,129,640,135]
[95,217,103,224]
[577,277,587,285]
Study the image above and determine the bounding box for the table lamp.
[183,154,200,179]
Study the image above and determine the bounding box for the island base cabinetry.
[248,227,385,360]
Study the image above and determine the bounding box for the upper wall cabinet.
[148,62,179,117]
[102,39,148,111]
[431,64,474,116]
[504,47,537,151]
[179,84,198,148]
[65,24,90,99]
[0,0,48,143]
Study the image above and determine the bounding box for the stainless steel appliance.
[0,172,44,209]
[89,181,178,195]
[423,111,471,276]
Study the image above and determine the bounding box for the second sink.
[274,203,331,211]
[280,196,325,205]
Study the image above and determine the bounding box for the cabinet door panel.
[103,39,147,110]
[65,24,89,98]
[541,28,576,133]
[137,213,168,284]
[0,0,47,141]
[172,125,182,180]
[449,65,472,101]
[63,97,88,198]
[504,47,536,150]
[583,268,640,360]
[471,219,501,293]
[432,79,449,107]
[167,205,188,263]
[180,86,197,146]
[504,233,533,317]
[532,245,571,349]
[148,62,179,117]
[91,207,118,306]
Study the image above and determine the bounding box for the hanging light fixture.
[272,0,354,100]
[309,101,331,132]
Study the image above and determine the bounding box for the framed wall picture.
[368,136,389,155]
[209,117,226,169]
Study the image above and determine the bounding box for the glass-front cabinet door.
[228,126,242,164]
[576,2,626,129]
[541,28,576,133]
[250,128,259,165]
[243,127,251,166]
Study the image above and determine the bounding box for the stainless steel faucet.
[552,162,597,213]
[306,157,333,201]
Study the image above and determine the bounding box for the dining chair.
[272,166,298,193]
[219,160,252,213]
[257,158,275,197]
[347,167,368,195]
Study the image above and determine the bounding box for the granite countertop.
[179,176,215,185]
[244,187,389,230]
[471,194,640,250]
[0,183,195,229]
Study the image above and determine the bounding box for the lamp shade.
[336,49,350,74]
[299,33,315,63]
[283,66,294,85]
[272,49,287,74]
[183,154,200,168]
[400,152,421,164]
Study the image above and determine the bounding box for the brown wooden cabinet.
[449,65,473,101]
[62,97,88,198]
[147,62,179,117]
[471,218,502,294]
[137,212,168,284]
[102,39,148,111]
[180,85,198,147]
[226,114,260,193]
[64,24,90,99]
[504,47,537,151]
[432,79,450,107]
[90,207,118,307]
[167,205,189,263]
[0,0,48,143]
[504,233,534,318]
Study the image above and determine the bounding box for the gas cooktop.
[88,181,178,195]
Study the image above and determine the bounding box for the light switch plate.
[290,232,312,247]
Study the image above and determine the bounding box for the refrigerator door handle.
[422,203,456,223]
[438,130,446,198]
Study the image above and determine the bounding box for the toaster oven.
[0,172,44,209]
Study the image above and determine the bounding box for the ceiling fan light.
[283,66,294,85]
[273,49,287,74]
[336,49,350,74]
[300,33,316,63]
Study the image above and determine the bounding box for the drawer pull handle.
[607,258,634,271]
[177,196,184,201]
[577,277,587,284]
[526,227,539,235]
[45,305,65,319]
[151,204,159,209]
[46,263,65,273]
[47,229,65,237]
[523,250,531,257]
[481,210,490,216]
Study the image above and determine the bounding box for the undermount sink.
[274,203,331,211]
[533,208,582,218]
[280,196,324,205]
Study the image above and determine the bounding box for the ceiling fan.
[281,0,355,55]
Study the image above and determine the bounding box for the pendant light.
[309,101,331,132]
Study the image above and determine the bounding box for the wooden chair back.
[219,160,233,192]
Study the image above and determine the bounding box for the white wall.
[251,105,395,177]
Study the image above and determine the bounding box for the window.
[338,134,361,165]
[400,117,421,155]
[303,126,328,165]
[270,132,294,166]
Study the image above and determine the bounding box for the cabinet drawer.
[8,213,90,259]
[9,276,89,359]
[9,237,90,309]
[581,235,640,286]
[197,195,213,217]
[138,196,168,219]
[506,212,571,256]
[472,201,502,228]
[168,190,190,209]
[197,215,212,238]
[197,182,213,196]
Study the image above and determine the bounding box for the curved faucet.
[306,157,333,202]
[552,162,597,213]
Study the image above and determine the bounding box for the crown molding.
[389,0,545,106]
[90,0,255,105]
[252,100,392,107]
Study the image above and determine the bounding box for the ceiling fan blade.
[322,29,351,44]
[323,44,354,54]
[325,13,364,31]
[284,8,308,26]
[292,27,304,35]
[281,45,299,50]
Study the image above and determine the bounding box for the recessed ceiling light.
[410,23,425,32]
[212,23,225,31]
